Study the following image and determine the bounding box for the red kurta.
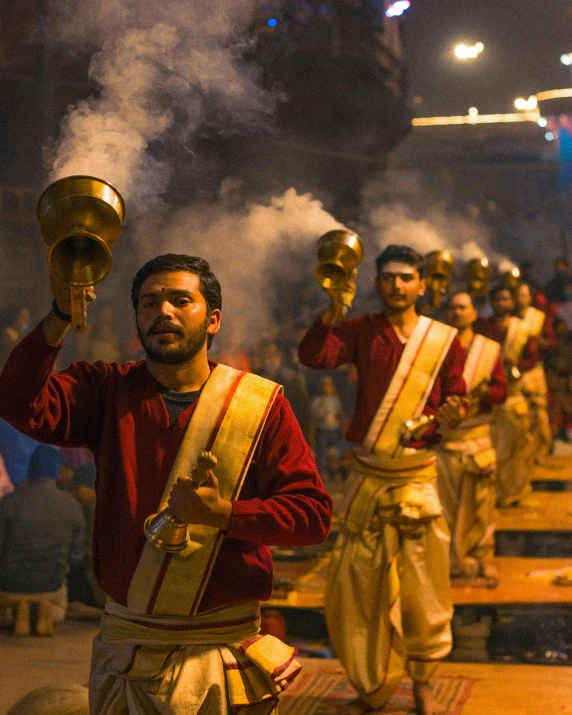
[0,324,332,612]
[474,317,539,372]
[298,313,466,444]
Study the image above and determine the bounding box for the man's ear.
[418,277,427,297]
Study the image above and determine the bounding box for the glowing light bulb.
[545,132,555,141]
[454,42,485,60]
[267,18,278,27]
[386,1,411,18]
[538,117,547,127]
[561,53,572,66]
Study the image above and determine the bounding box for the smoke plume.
[132,187,344,346]
[46,0,277,208]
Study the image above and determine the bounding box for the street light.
[514,96,538,111]
[454,42,484,60]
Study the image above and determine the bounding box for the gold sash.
[127,364,281,616]
[522,306,545,339]
[503,316,529,365]
[363,316,457,458]
[463,334,500,393]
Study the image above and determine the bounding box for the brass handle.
[70,287,87,333]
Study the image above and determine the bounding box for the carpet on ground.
[279,671,474,714]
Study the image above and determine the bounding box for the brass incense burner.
[144,451,218,553]
[501,266,521,291]
[37,176,125,333]
[425,250,454,308]
[314,230,364,308]
[396,414,435,457]
[466,257,491,297]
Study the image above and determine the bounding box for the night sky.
[404,0,572,116]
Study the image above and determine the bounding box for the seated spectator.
[68,463,105,608]
[0,445,84,636]
[0,307,31,368]
[57,446,94,492]
[0,418,41,487]
[545,257,572,303]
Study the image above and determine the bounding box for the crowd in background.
[2,253,572,629]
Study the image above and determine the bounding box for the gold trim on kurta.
[363,317,457,458]
[127,364,281,616]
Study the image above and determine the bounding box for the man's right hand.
[321,288,350,326]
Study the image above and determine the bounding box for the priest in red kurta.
[475,286,539,506]
[0,254,332,715]
[435,292,507,586]
[299,245,466,715]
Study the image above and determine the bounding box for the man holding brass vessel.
[475,285,539,507]
[436,292,507,586]
[0,251,332,714]
[299,242,466,715]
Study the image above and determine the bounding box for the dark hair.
[447,290,474,307]
[375,245,425,278]
[490,284,515,302]
[131,254,222,349]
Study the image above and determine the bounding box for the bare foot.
[339,697,373,714]
[481,562,500,587]
[413,681,443,715]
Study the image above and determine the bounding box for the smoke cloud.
[132,187,344,346]
[46,0,277,208]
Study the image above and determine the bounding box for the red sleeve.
[437,335,466,401]
[0,322,107,451]
[485,354,508,406]
[518,336,539,372]
[227,394,332,547]
[541,314,557,351]
[298,314,360,369]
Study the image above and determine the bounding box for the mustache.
[148,321,184,337]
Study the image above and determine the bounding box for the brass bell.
[396,414,436,457]
[425,250,454,308]
[466,257,491,297]
[314,230,364,292]
[501,267,521,291]
[37,175,125,333]
[144,451,218,553]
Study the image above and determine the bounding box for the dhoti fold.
[325,452,452,709]
[522,363,552,465]
[490,395,534,506]
[89,600,300,715]
[436,423,496,576]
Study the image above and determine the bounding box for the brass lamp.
[466,257,491,297]
[37,175,125,333]
[425,250,454,307]
[144,451,218,553]
[501,266,521,290]
[314,230,364,307]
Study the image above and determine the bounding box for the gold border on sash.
[363,317,457,458]
[127,365,280,616]
[503,316,529,365]
[463,334,500,393]
[523,306,545,339]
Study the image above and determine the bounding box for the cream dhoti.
[325,450,452,709]
[436,422,496,576]
[89,600,299,715]
[491,394,534,506]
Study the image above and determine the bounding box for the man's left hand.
[167,472,232,530]
[436,395,466,428]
